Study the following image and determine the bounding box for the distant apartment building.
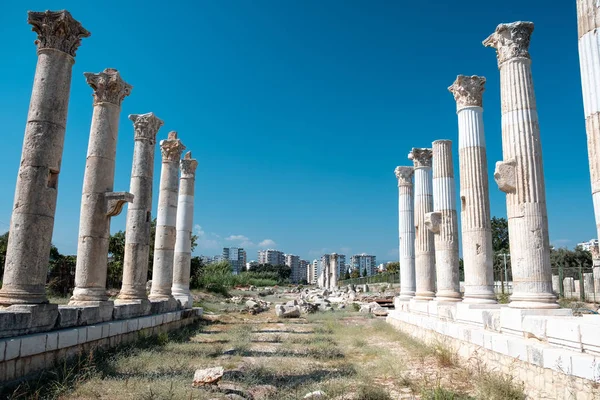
[577,239,599,252]
[258,249,285,266]
[285,254,301,283]
[320,253,346,278]
[299,259,309,283]
[351,253,377,276]
[222,247,247,274]
[308,259,318,284]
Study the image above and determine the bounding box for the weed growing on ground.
[473,368,526,400]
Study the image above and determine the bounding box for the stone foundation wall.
[387,310,600,400]
[0,307,202,383]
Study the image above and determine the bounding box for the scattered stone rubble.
[227,296,271,315]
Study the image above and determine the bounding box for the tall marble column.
[0,11,89,306]
[70,68,133,308]
[577,1,600,273]
[409,148,435,301]
[484,22,557,308]
[395,166,416,300]
[425,140,461,302]
[330,253,338,289]
[116,113,164,305]
[448,75,497,304]
[172,152,198,308]
[149,132,185,306]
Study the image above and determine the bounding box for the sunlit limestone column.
[484,22,558,308]
[70,69,133,315]
[149,132,186,311]
[577,1,600,279]
[116,113,164,311]
[330,254,338,290]
[172,152,198,308]
[394,166,416,300]
[448,75,497,304]
[425,140,461,302]
[0,11,89,306]
[409,148,435,301]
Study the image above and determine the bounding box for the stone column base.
[173,293,194,309]
[113,299,151,319]
[150,297,179,314]
[67,300,114,325]
[509,292,559,309]
[0,303,58,338]
[455,302,502,328]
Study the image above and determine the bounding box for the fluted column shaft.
[395,166,415,299]
[0,11,89,305]
[410,148,435,300]
[330,255,338,289]
[71,69,132,304]
[449,75,497,304]
[117,113,163,303]
[426,140,461,302]
[172,152,198,308]
[484,22,557,308]
[150,132,185,301]
[577,1,600,263]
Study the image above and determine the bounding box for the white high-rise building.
[222,247,247,274]
[308,259,318,284]
[285,254,301,283]
[351,253,377,276]
[258,249,285,266]
[577,239,599,252]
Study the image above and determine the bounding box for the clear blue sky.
[0,0,592,262]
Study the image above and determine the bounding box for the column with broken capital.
[172,152,198,308]
[448,75,497,304]
[70,69,133,315]
[0,11,89,306]
[484,22,557,308]
[410,148,435,301]
[395,166,415,300]
[149,132,186,310]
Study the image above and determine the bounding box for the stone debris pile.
[227,296,271,315]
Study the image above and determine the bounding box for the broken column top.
[84,68,132,106]
[129,112,164,143]
[483,21,534,65]
[408,148,432,168]
[28,10,90,57]
[394,166,414,186]
[160,131,186,162]
[448,75,486,110]
[180,151,199,177]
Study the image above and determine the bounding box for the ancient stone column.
[116,113,164,305]
[330,254,338,289]
[448,75,497,304]
[409,148,435,301]
[394,166,416,300]
[149,132,185,307]
[425,140,461,302]
[0,11,89,306]
[577,2,600,270]
[484,22,557,308]
[70,68,133,309]
[172,152,198,308]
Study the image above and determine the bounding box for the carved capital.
[425,212,441,234]
[160,131,186,162]
[105,192,134,217]
[394,166,414,186]
[129,112,164,144]
[408,148,432,168]
[84,68,132,106]
[180,151,199,177]
[483,21,534,65]
[494,159,517,193]
[28,10,90,57]
[448,75,486,109]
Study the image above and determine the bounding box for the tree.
[385,261,400,274]
[362,268,368,277]
[189,256,205,289]
[47,245,76,296]
[350,268,360,279]
[343,271,351,280]
[0,231,8,280]
[249,263,292,283]
[491,216,509,253]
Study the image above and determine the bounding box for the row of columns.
[395,21,558,309]
[0,10,199,312]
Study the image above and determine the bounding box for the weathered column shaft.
[449,75,497,304]
[117,113,164,302]
[71,69,133,304]
[150,132,185,301]
[0,11,89,305]
[172,152,198,308]
[426,140,461,301]
[484,21,557,308]
[410,148,435,300]
[395,166,415,300]
[330,255,338,289]
[577,2,600,261]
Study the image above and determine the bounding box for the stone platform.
[387,300,600,399]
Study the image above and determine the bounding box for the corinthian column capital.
[394,166,414,186]
[448,75,486,110]
[28,10,90,57]
[180,151,199,177]
[84,68,132,106]
[160,131,186,162]
[483,21,534,65]
[408,148,432,168]
[129,112,164,144]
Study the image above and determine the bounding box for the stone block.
[4,338,20,360]
[126,319,139,333]
[408,299,430,315]
[455,302,501,327]
[101,324,110,338]
[113,300,150,320]
[194,307,203,317]
[543,347,572,373]
[579,321,600,355]
[139,316,153,329]
[500,308,573,337]
[492,335,509,355]
[8,303,58,333]
[108,321,124,337]
[470,329,484,347]
[0,310,32,338]
[571,354,599,381]
[57,306,79,328]
[20,333,47,357]
[4,359,15,381]
[546,318,582,351]
[87,325,102,342]
[77,327,87,344]
[527,345,544,366]
[30,353,46,372]
[0,340,5,362]
[58,329,79,349]
[506,337,528,361]
[150,298,178,314]
[521,316,547,341]
[46,332,58,352]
